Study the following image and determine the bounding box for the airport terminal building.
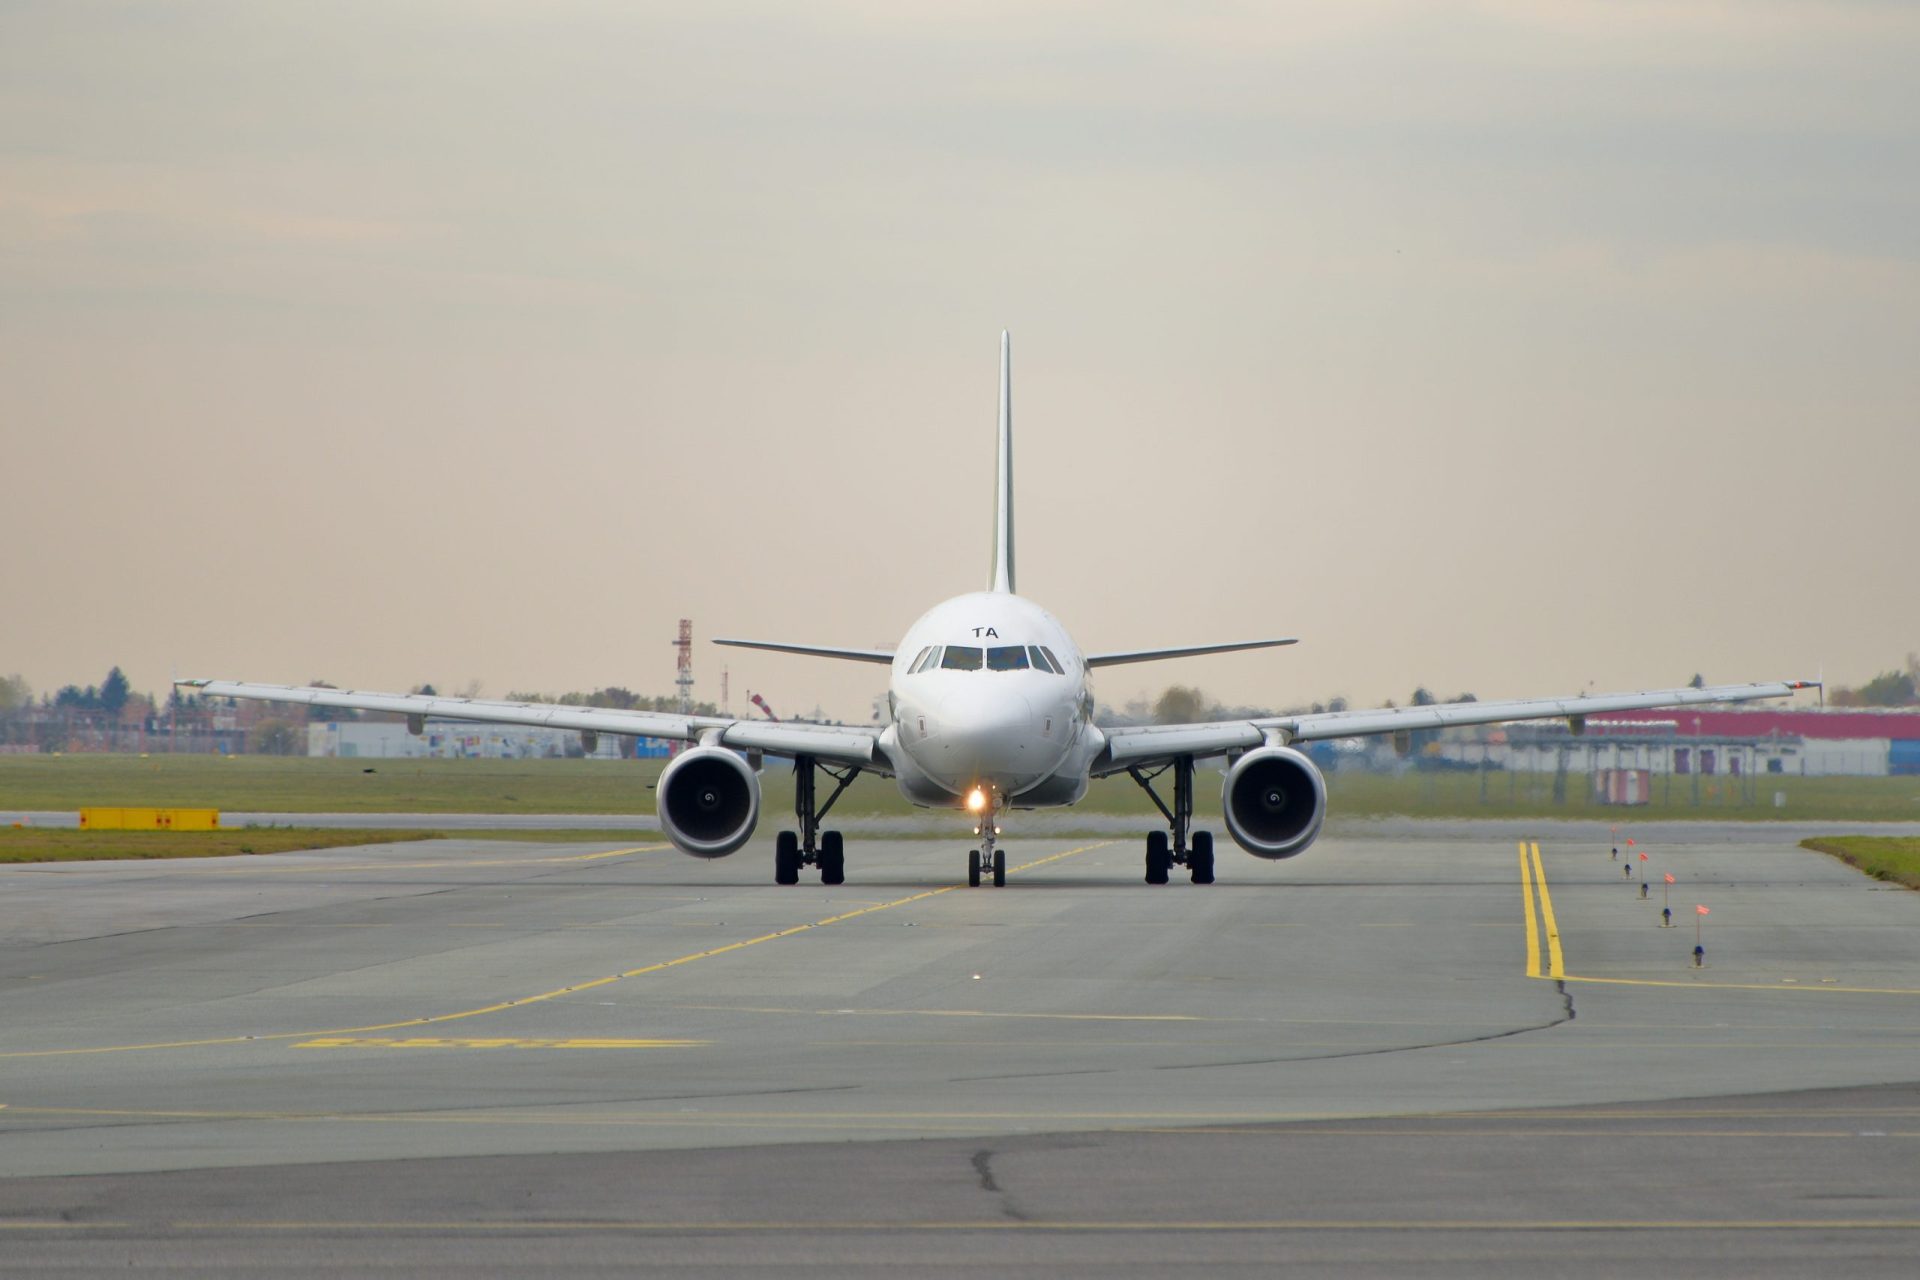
[1444,708,1920,778]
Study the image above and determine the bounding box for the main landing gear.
[966,792,1007,888]
[774,755,861,886]
[1127,755,1216,886]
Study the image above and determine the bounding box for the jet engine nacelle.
[1221,745,1327,860]
[656,746,760,858]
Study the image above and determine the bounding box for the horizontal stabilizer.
[712,639,896,665]
[1085,638,1297,668]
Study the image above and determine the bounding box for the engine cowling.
[657,746,760,858]
[1221,745,1327,860]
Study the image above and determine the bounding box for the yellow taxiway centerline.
[1517,841,1540,978]
[0,840,1112,1059]
[1528,841,1564,978]
[1519,841,1920,997]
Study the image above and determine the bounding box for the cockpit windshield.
[986,645,1030,672]
[939,646,984,671]
[914,644,1063,674]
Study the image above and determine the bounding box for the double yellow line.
[1517,841,1564,979]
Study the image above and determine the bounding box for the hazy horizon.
[5,2,1915,722]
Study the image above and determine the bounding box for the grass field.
[3,754,1917,823]
[1800,837,1920,890]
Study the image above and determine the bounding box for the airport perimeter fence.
[0,717,242,756]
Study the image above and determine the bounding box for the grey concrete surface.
[3,824,1919,1274]
[12,806,1920,837]
[4,1083,1919,1277]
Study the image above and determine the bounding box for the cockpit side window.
[1038,646,1067,674]
[939,646,984,671]
[986,645,1030,672]
[1027,646,1059,674]
[907,646,934,673]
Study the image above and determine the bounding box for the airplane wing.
[176,680,884,770]
[1084,639,1297,668]
[1094,680,1816,774]
[711,639,895,664]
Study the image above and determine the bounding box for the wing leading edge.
[176,680,883,769]
[1085,639,1297,667]
[1096,680,1816,773]
[710,639,895,664]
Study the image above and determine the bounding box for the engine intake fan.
[657,746,760,858]
[1221,745,1328,860]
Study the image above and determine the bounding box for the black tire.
[968,849,982,888]
[1190,830,1215,885]
[991,848,1006,887]
[820,830,845,885]
[775,830,801,885]
[1145,830,1171,885]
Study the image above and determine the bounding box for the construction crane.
[749,693,779,722]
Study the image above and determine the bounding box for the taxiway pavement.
[4,826,1918,1274]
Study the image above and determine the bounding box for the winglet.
[991,330,1015,594]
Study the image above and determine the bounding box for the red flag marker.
[1696,904,1710,915]
[1638,852,1648,862]
[1664,873,1675,884]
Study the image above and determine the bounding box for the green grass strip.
[1801,837,1920,890]
[0,829,448,863]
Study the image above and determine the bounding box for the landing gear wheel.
[968,849,982,888]
[788,754,863,889]
[819,830,845,885]
[1189,830,1215,884]
[992,848,1007,887]
[1145,830,1171,885]
[774,830,801,886]
[1129,756,1198,888]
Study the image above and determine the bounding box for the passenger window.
[939,646,984,671]
[1039,646,1066,674]
[987,645,1030,672]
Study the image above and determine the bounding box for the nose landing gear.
[967,791,1007,887]
[1128,755,1216,885]
[774,755,861,886]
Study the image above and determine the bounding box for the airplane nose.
[940,692,1034,773]
[942,691,1032,735]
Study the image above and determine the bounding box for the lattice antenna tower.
[674,618,694,716]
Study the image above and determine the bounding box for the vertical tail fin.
[991,330,1015,594]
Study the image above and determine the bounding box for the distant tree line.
[1096,685,1478,730]
[1828,654,1920,708]
[503,686,721,717]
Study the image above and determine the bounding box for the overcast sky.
[3,1,1914,720]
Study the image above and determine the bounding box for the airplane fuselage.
[880,591,1102,810]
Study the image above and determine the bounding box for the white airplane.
[181,334,1814,888]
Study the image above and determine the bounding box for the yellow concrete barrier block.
[77,807,220,831]
[164,809,221,831]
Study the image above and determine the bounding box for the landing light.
[966,787,988,812]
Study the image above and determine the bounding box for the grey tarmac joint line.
[2,823,1919,1275]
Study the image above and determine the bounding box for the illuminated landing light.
[966,787,988,812]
